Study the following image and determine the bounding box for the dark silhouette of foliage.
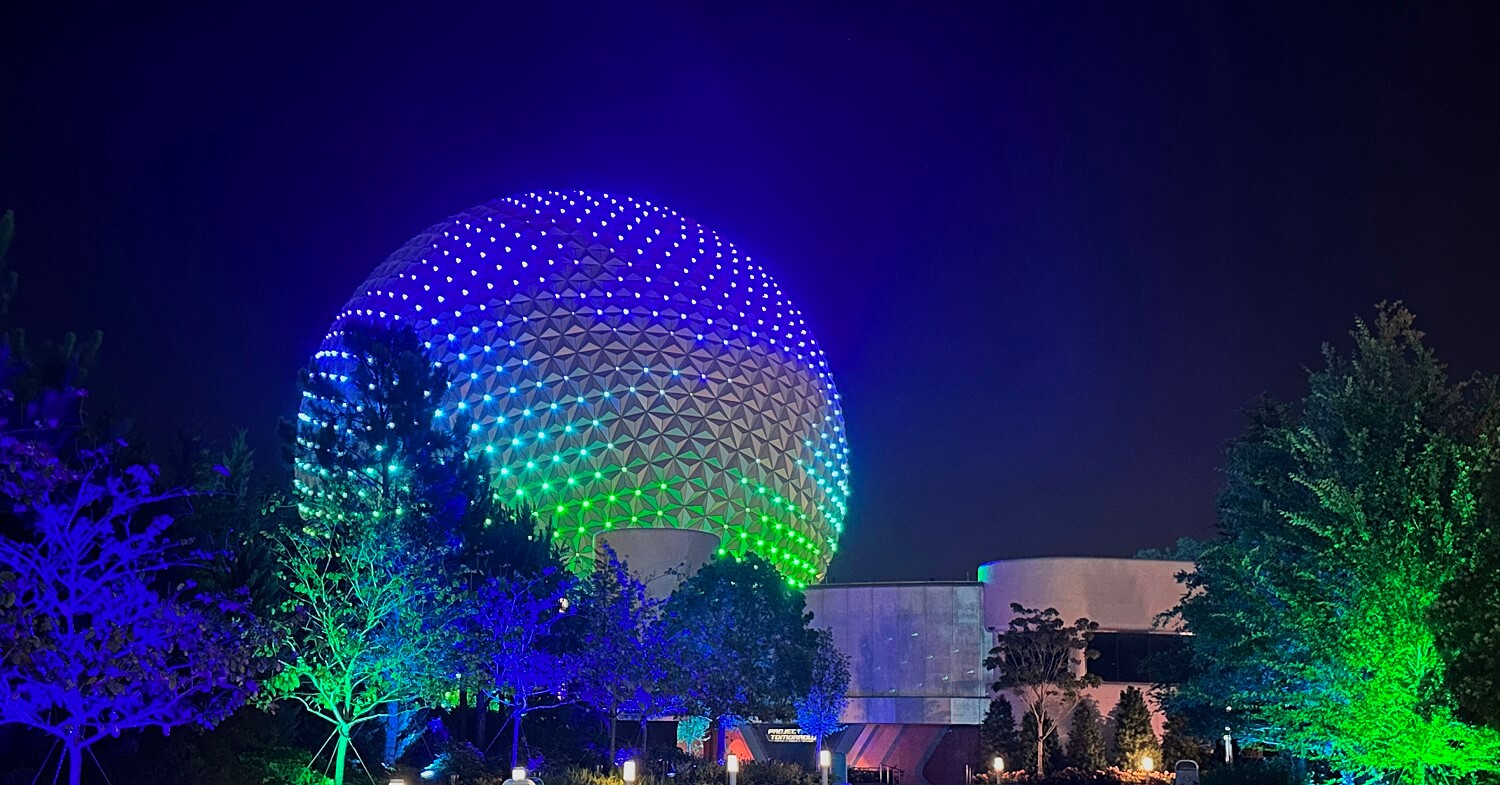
[1018,711,1064,774]
[1066,697,1106,771]
[980,695,1022,772]
[662,553,819,761]
[1108,687,1159,769]
[985,603,1099,776]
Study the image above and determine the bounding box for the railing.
[847,766,903,785]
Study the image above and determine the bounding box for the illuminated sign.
[766,728,817,744]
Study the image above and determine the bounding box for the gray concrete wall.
[597,528,718,600]
[977,557,1191,633]
[804,582,989,726]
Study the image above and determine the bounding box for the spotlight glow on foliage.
[303,191,850,583]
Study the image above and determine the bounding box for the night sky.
[3,3,1499,582]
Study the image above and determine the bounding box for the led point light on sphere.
[299,190,850,584]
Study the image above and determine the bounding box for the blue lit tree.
[796,628,849,765]
[574,547,684,763]
[662,553,818,761]
[462,568,576,767]
[0,440,253,785]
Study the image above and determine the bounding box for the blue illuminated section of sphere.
[308,191,849,584]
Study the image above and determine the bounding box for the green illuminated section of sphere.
[306,191,850,584]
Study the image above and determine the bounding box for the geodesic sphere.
[305,191,849,584]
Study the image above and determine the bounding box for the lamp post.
[623,760,637,785]
[726,754,739,785]
[819,749,831,785]
[991,756,1004,777]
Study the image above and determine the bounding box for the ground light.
[1141,756,1154,772]
[623,760,638,784]
[991,756,1004,775]
[726,753,739,785]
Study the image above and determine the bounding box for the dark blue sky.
[3,3,1499,581]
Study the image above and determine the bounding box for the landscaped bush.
[545,760,817,785]
[976,767,1172,785]
[1200,759,1297,785]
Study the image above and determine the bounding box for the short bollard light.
[991,756,1004,775]
[511,767,529,784]
[726,753,739,785]
[624,760,638,784]
[389,779,407,785]
[1140,756,1155,772]
[819,749,831,785]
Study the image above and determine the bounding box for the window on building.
[1087,632,1188,683]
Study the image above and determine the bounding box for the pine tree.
[1066,697,1107,771]
[1160,713,1211,767]
[1109,686,1160,769]
[1019,711,1064,775]
[979,696,1022,771]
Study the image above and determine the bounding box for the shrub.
[1200,759,1296,785]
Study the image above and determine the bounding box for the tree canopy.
[1171,304,1500,782]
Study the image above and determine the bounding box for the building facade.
[787,558,1190,785]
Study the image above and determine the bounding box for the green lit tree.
[1108,687,1159,769]
[985,604,1099,776]
[1170,304,1500,781]
[662,553,819,761]
[267,319,469,780]
[1066,697,1106,771]
[260,519,456,782]
[979,696,1021,772]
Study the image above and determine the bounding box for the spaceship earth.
[305,190,849,584]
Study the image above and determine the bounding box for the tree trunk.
[639,715,649,754]
[511,709,524,768]
[816,735,823,771]
[385,700,402,766]
[66,742,84,785]
[457,687,469,744]
[1034,723,1043,776]
[335,728,351,785]
[715,718,727,765]
[476,691,488,751]
[608,697,618,765]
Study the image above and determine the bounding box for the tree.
[979,696,1022,772]
[464,569,575,767]
[293,319,471,765]
[796,628,850,765]
[1170,305,1500,782]
[0,210,101,451]
[1066,697,1106,771]
[575,547,677,764]
[291,319,465,541]
[0,440,253,785]
[1132,537,1207,562]
[1108,687,1159,770]
[1159,713,1211,769]
[260,516,458,783]
[662,554,819,761]
[985,603,1099,776]
[1018,712,1064,774]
